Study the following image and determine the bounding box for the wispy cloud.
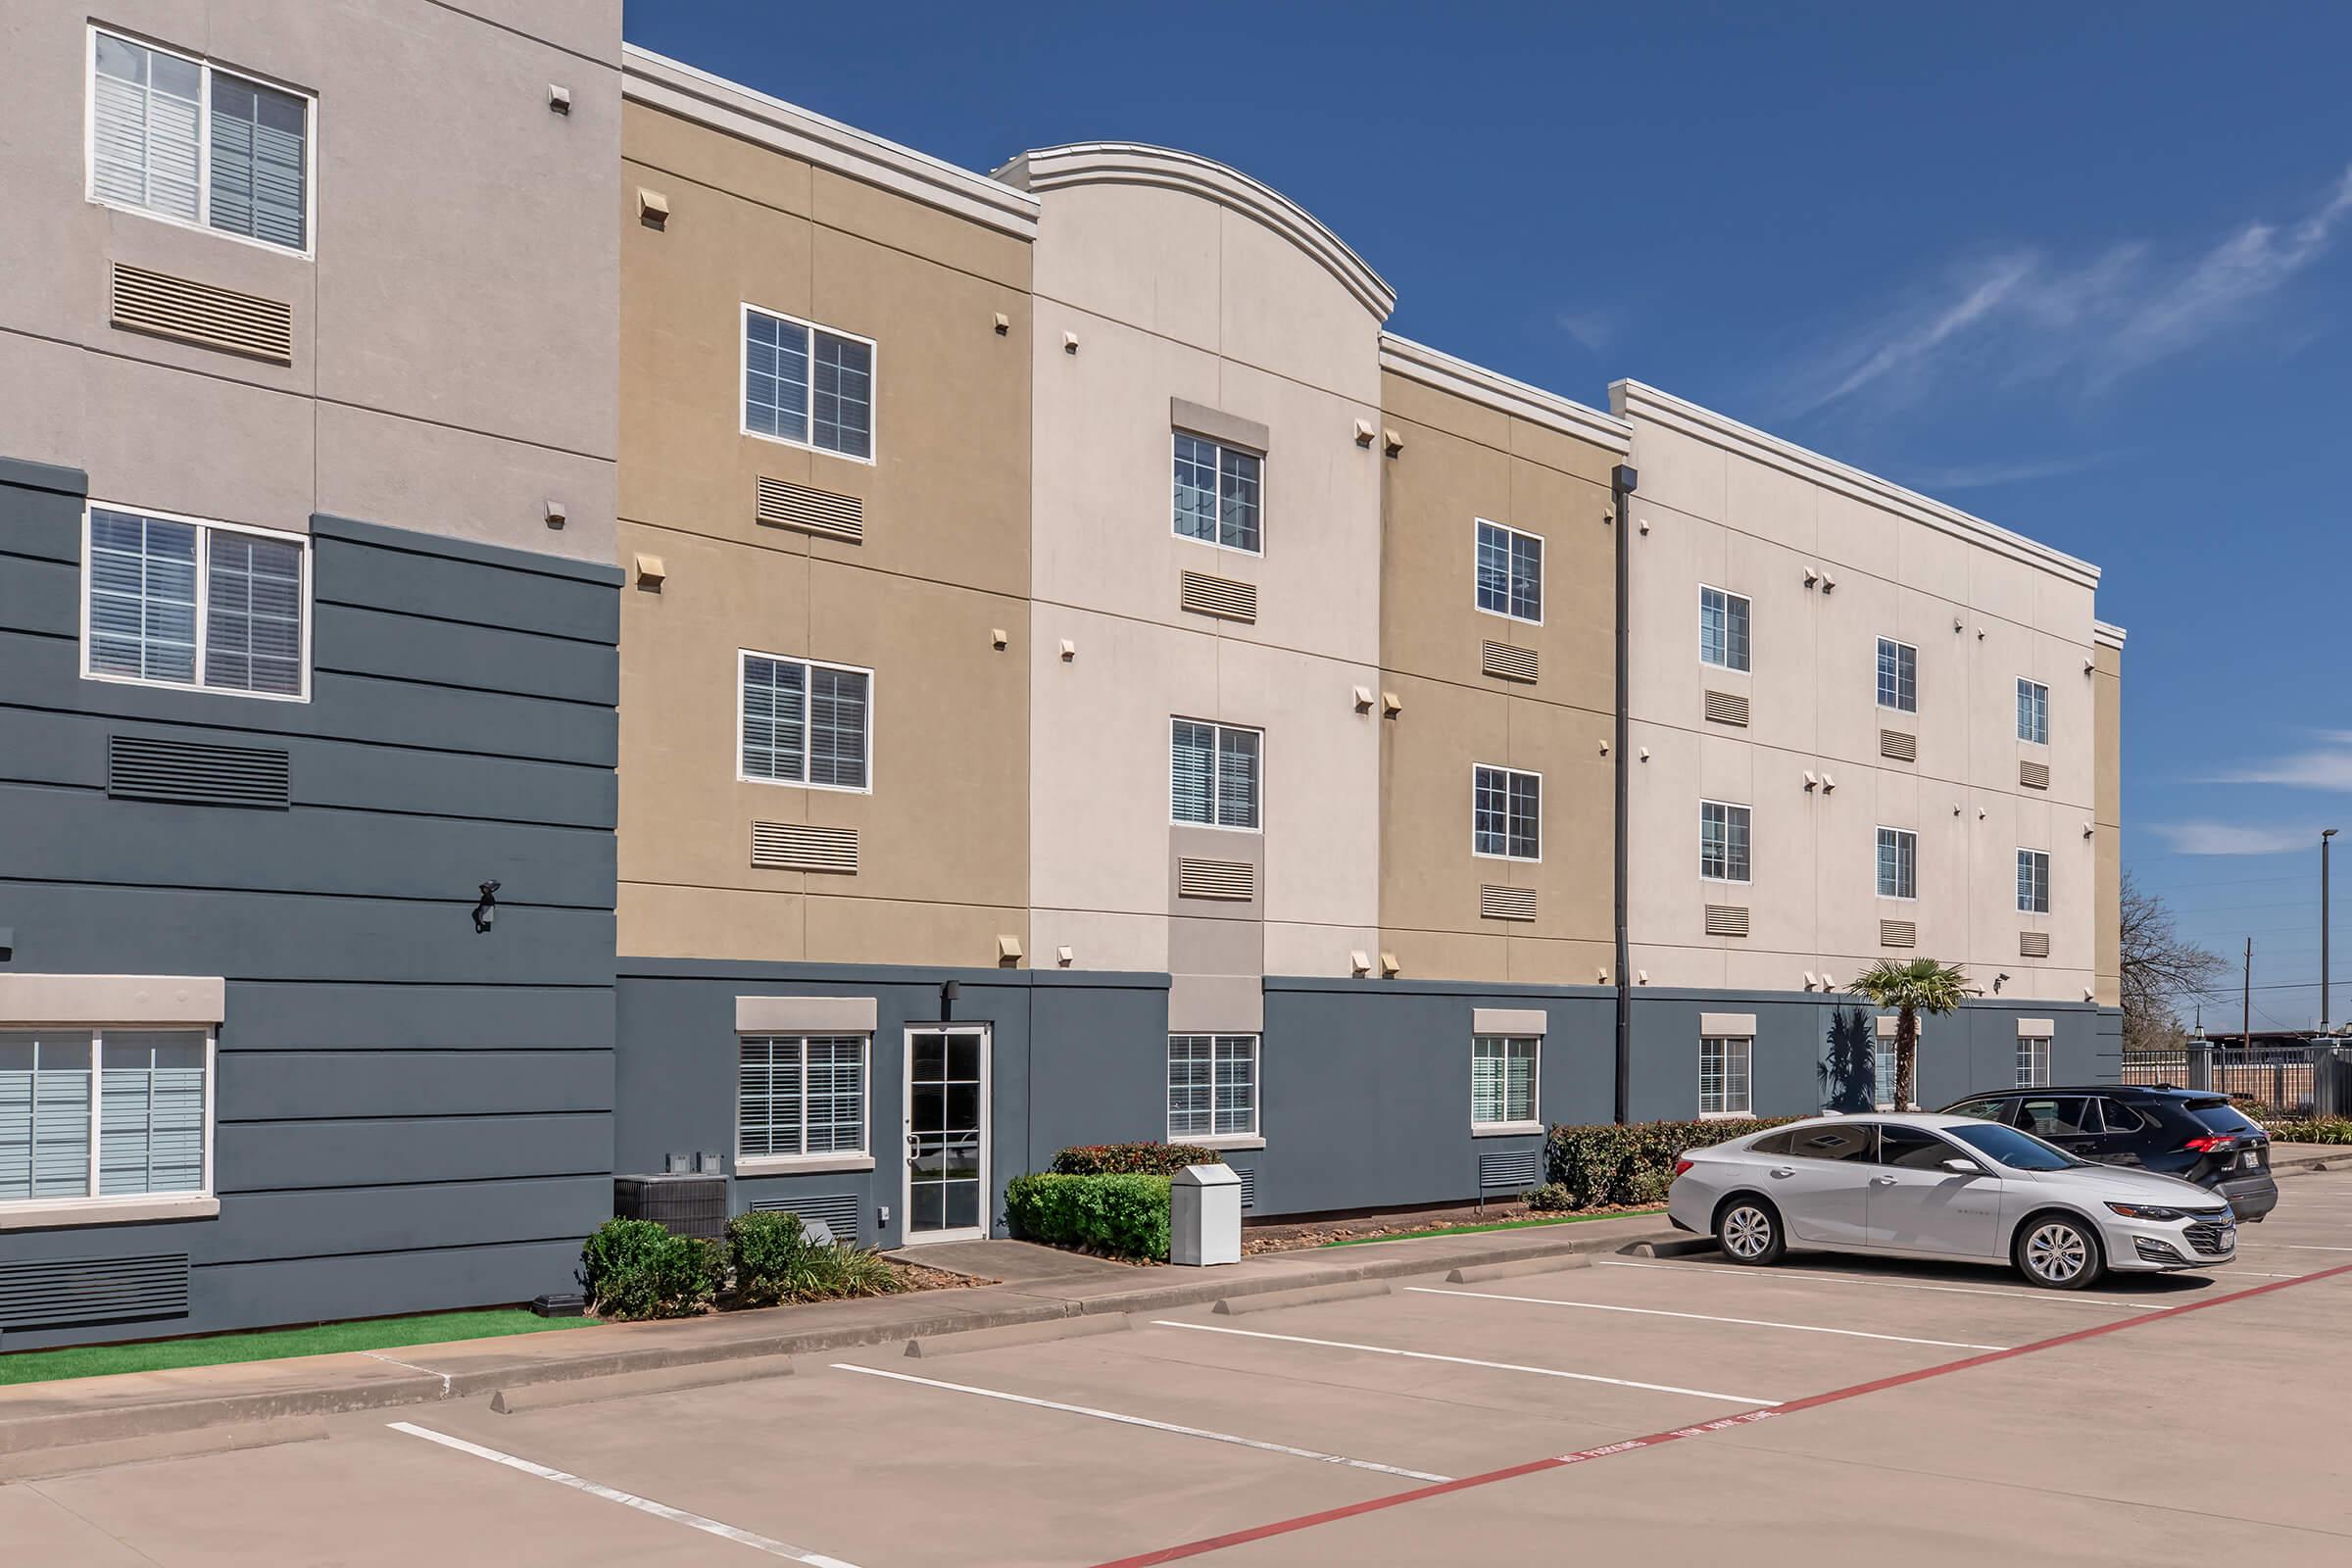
[1554,308,1621,355]
[2152,821,2316,856]
[2214,746,2352,792]
[1899,451,2123,490]
[1784,165,2352,416]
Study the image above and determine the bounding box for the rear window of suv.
[2183,1099,2264,1137]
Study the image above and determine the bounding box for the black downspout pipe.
[1611,463,1639,1125]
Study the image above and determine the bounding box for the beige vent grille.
[1880,918,1917,949]
[1179,570,1256,622]
[751,821,858,874]
[1480,642,1539,683]
[2019,930,2051,958]
[110,263,293,363]
[1704,904,1750,938]
[1175,857,1254,901]
[755,476,863,543]
[1703,690,1749,727]
[1880,729,1917,762]
[2020,760,2051,790]
[1479,885,1537,921]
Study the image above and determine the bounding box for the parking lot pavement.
[9,1171,2352,1566]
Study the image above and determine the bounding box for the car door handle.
[1869,1176,1896,1187]
[1769,1166,1795,1178]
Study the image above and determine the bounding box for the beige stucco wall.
[2094,638,2124,1005]
[1376,367,1618,982]
[1617,384,2105,1004]
[615,96,1034,964]
[0,1,619,562]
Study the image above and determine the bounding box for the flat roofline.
[1380,333,1632,455]
[2093,620,2128,648]
[620,44,1039,241]
[1611,379,2103,592]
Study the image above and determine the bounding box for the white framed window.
[1699,585,1751,671]
[81,505,311,701]
[1699,1036,1751,1117]
[1172,431,1262,554]
[1472,764,1542,861]
[0,1028,213,1211]
[737,1034,868,1163]
[1876,826,1917,901]
[1474,518,1543,623]
[743,304,875,462]
[1167,1034,1258,1141]
[1171,718,1261,830]
[1699,800,1751,882]
[88,27,313,256]
[1472,1035,1539,1128]
[739,651,872,792]
[2018,848,2051,914]
[1876,1037,1899,1110]
[2016,1036,2052,1088]
[1877,637,1917,712]
[2017,677,2049,744]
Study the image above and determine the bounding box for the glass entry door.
[904,1026,988,1243]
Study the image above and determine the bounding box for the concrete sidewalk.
[0,1212,1676,1459]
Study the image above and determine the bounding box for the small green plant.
[1546,1118,1802,1209]
[1525,1182,1574,1212]
[580,1218,722,1321]
[2266,1116,2352,1145]
[1004,1173,1172,1259]
[724,1209,907,1304]
[1050,1143,1226,1176]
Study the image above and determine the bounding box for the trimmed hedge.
[580,1218,722,1320]
[1050,1143,1227,1176]
[1546,1117,1802,1209]
[726,1210,903,1305]
[2266,1117,2352,1146]
[1004,1173,1172,1259]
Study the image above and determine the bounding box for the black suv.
[1937,1086,2278,1220]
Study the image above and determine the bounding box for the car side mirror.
[1942,1157,1984,1177]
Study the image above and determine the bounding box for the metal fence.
[2121,1043,2352,1118]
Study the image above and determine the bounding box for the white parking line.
[2283,1244,2352,1252]
[388,1421,858,1563]
[1592,1257,2165,1309]
[1148,1319,1781,1406]
[1402,1286,2010,1350]
[829,1363,1449,1482]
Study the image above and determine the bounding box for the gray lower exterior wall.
[0,459,619,1349]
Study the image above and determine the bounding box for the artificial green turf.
[1318,1208,1667,1247]
[0,1308,599,1387]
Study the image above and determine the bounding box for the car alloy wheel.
[2022,1219,2094,1287]
[1722,1203,1774,1260]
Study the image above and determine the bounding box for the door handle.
[1870,1175,1896,1187]
[1769,1166,1794,1178]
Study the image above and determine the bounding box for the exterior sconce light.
[1802,564,1819,587]
[1378,951,1401,978]
[1352,685,1374,713]
[471,880,501,934]
[636,187,669,227]
[1062,330,1079,354]
[1820,773,1837,793]
[991,627,1008,650]
[1380,690,1402,717]
[940,980,959,1021]
[1055,945,1074,967]
[1802,971,1820,990]
[1349,949,1371,977]
[1382,429,1403,458]
[548,83,571,115]
[1819,574,1836,593]
[1353,418,1376,447]
[994,312,1010,335]
[1802,771,1819,791]
[544,498,565,530]
[1993,972,2010,994]
[1058,638,1076,662]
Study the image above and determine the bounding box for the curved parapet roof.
[997,142,1396,320]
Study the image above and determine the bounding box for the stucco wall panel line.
[617,514,1030,606]
[1026,295,1383,409]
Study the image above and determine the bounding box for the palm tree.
[1846,958,1973,1110]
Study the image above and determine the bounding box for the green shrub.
[1050,1143,1226,1176]
[1004,1173,1172,1258]
[1526,1182,1574,1212]
[581,1218,722,1320]
[1545,1118,1802,1209]
[2266,1117,2352,1146]
[725,1209,907,1305]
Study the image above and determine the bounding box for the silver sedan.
[1666,1112,2238,1290]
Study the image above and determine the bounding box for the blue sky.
[629,2,2352,1025]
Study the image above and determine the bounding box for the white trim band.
[1698,1012,1757,1037]
[2016,1018,2055,1038]
[735,996,878,1034]
[1473,1006,1547,1036]
[0,973,224,1024]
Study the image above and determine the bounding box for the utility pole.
[2324,829,2337,1032]
[2242,937,2253,1050]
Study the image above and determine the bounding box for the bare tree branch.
[2120,869,2229,1051]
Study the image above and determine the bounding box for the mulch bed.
[1241,1200,1664,1254]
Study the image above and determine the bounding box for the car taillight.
[2182,1135,2236,1153]
[1673,1158,1695,1178]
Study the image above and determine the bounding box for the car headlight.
[2104,1201,2185,1221]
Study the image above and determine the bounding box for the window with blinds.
[1877,637,1917,712]
[1699,1036,1751,1117]
[1699,585,1751,671]
[1876,826,1918,901]
[1167,1035,1257,1140]
[744,306,875,461]
[740,652,871,791]
[737,1035,867,1161]
[84,507,308,699]
[1473,764,1542,860]
[91,29,310,253]
[1171,718,1261,830]
[1700,800,1751,882]
[2017,848,2051,914]
[1172,432,1262,554]
[1,1029,209,1207]
[2017,677,2050,744]
[1471,1035,1538,1127]
[2016,1036,2052,1088]
[1475,519,1544,623]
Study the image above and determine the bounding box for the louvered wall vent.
[751,821,858,874]
[0,1252,190,1329]
[1479,1150,1542,1190]
[108,735,291,808]
[1704,904,1751,937]
[1178,570,1256,623]
[111,263,293,364]
[1231,1167,1256,1209]
[2020,760,2051,790]
[1880,918,1917,949]
[755,476,864,543]
[1481,642,1539,683]
[1880,729,1917,762]
[1176,857,1254,901]
[1480,885,1537,921]
[1703,690,1749,727]
[2019,930,2051,958]
[751,1192,861,1244]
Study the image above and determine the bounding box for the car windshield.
[1945,1121,2085,1172]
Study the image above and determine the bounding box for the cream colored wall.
[1621,400,2103,1004]
[0,1,619,562]
[615,102,1033,965]
[1025,173,1386,990]
[2094,640,2124,1005]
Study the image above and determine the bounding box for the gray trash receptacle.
[1170,1162,1243,1267]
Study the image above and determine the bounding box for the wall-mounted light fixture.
[1352,418,1376,448]
[993,312,1010,335]
[1382,429,1403,458]
[544,498,565,530]
[1992,972,2010,995]
[1062,330,1079,355]
[471,880,501,934]
[636,187,669,228]
[940,980,959,1021]
[548,83,571,115]
[1378,951,1401,978]
[1349,950,1371,977]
